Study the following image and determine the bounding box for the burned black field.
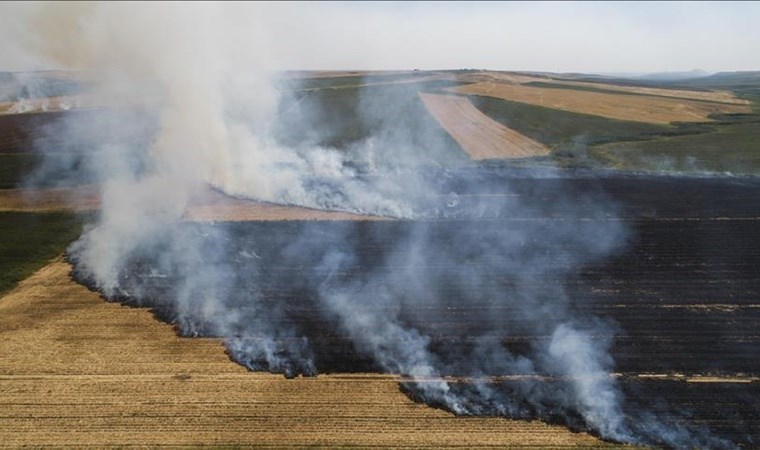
[71,170,760,447]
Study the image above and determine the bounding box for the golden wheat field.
[453,71,749,106]
[542,79,750,105]
[0,259,623,448]
[449,81,751,124]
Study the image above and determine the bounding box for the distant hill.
[679,71,760,86]
[631,69,711,81]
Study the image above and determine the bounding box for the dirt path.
[0,260,613,447]
[419,92,550,160]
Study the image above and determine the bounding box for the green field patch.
[0,211,87,295]
[590,121,760,175]
[468,95,685,148]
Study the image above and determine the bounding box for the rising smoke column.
[1,2,735,447]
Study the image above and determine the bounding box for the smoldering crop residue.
[68,169,733,449]
[2,3,741,449]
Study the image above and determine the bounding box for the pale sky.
[265,1,760,73]
[1,1,759,74]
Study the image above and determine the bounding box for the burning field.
[1,260,612,448]
[63,170,760,449]
[2,2,760,448]
[4,170,760,448]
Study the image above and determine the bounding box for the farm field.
[0,186,99,212]
[589,121,760,174]
[0,211,84,295]
[419,92,549,159]
[3,69,758,173]
[184,187,389,222]
[519,77,749,105]
[0,259,615,448]
[76,170,760,447]
[0,184,384,221]
[2,69,760,447]
[0,95,94,115]
[450,81,751,124]
[0,111,64,153]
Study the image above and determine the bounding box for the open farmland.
[0,95,95,115]
[419,92,549,160]
[184,187,390,222]
[0,110,65,154]
[524,76,750,105]
[70,169,760,447]
[0,186,99,212]
[0,185,387,221]
[0,259,614,448]
[468,96,675,152]
[450,81,751,124]
[0,211,84,295]
[589,121,760,174]
[2,69,760,448]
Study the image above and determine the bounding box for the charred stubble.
[70,171,760,448]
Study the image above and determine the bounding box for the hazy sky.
[2,1,758,74]
[274,1,760,73]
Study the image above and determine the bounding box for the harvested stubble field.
[451,71,750,105]
[0,184,385,221]
[3,70,760,447]
[0,186,100,212]
[0,95,94,116]
[534,79,750,105]
[0,259,614,448]
[419,92,549,160]
[450,81,751,124]
[184,187,389,222]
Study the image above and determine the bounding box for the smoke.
[2,2,735,448]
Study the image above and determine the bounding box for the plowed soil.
[450,82,751,124]
[0,110,64,153]
[0,259,612,448]
[419,92,550,159]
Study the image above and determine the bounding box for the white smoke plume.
[0,2,736,448]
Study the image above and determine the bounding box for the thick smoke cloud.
[2,3,734,448]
